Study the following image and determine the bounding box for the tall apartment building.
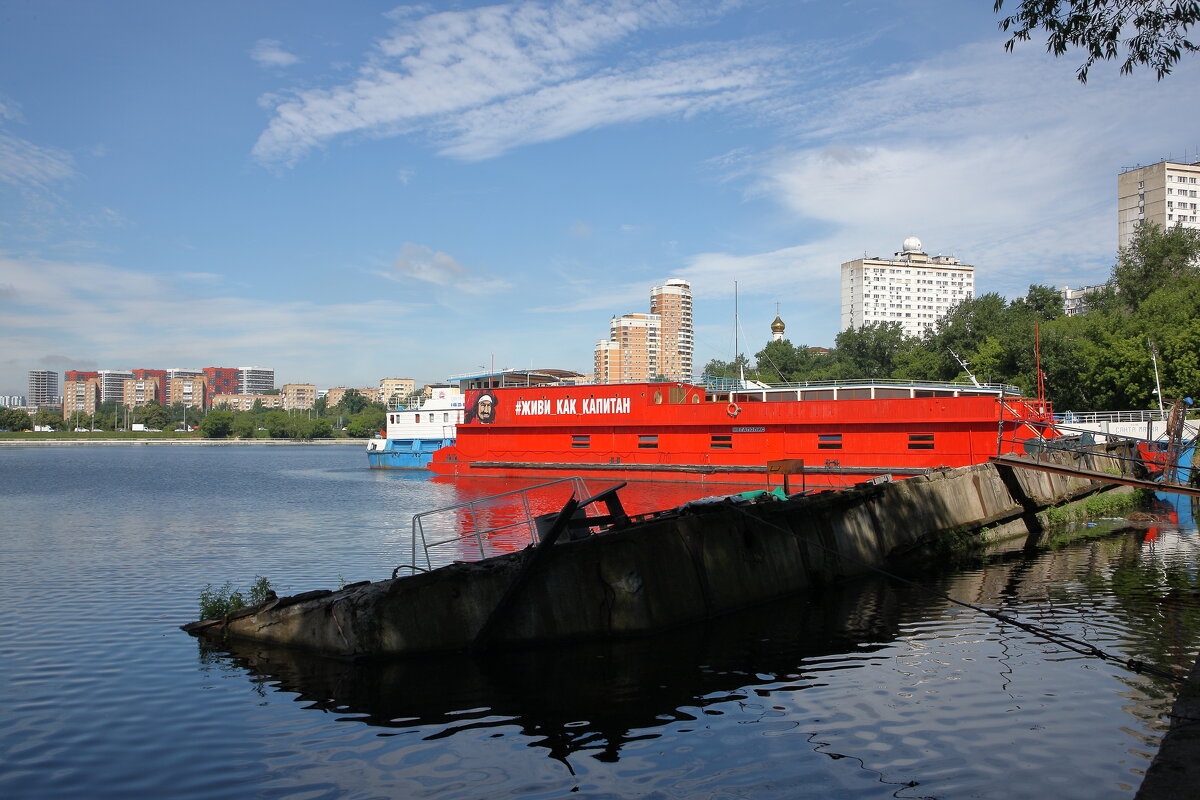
[164,371,201,407]
[282,383,317,410]
[133,369,168,403]
[27,370,59,407]
[63,376,100,421]
[1117,159,1200,252]
[593,279,694,384]
[840,237,974,338]
[649,279,693,379]
[96,370,134,404]
[203,367,240,395]
[168,376,207,410]
[122,377,163,407]
[595,313,660,384]
[239,367,275,395]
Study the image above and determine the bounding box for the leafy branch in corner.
[994,0,1200,81]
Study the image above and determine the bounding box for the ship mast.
[734,281,745,388]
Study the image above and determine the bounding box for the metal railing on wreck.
[401,477,592,575]
[997,416,1198,489]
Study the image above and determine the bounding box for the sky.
[3,0,1199,394]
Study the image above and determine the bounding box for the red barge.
[428,375,1054,490]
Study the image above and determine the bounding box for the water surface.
[1,445,1197,799]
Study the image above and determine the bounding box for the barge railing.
[406,477,591,574]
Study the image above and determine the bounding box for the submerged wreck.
[183,444,1139,658]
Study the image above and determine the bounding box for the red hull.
[429,382,1050,490]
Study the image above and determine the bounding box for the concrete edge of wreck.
[181,443,1150,660]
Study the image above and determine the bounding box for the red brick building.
[203,367,240,395]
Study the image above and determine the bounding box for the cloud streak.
[251,39,300,69]
[253,0,788,164]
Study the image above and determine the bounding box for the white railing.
[405,477,591,574]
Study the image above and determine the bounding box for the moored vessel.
[428,377,1055,489]
[366,386,464,470]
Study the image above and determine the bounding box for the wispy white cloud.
[253,0,789,164]
[382,242,512,294]
[680,42,1200,321]
[0,131,75,189]
[0,254,428,389]
[251,38,301,69]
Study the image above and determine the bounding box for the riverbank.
[0,437,368,446]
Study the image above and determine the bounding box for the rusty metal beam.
[989,455,1200,498]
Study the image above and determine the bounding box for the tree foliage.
[994,0,1200,82]
[730,223,1200,412]
[1112,221,1200,309]
[199,409,235,438]
[0,407,33,431]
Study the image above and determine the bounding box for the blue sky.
[3,0,1199,394]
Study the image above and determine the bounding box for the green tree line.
[3,387,390,439]
[705,222,1200,413]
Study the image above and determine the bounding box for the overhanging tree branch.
[994,0,1200,81]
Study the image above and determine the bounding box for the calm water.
[1,445,1198,800]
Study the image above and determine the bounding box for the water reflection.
[207,578,915,766]
[202,522,1200,779]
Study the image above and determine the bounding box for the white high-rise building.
[1117,159,1200,252]
[840,237,975,338]
[96,370,134,404]
[239,367,275,395]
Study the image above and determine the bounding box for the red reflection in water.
[419,476,766,564]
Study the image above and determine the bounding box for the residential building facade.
[168,375,208,409]
[840,237,975,338]
[122,377,163,407]
[239,367,275,395]
[27,370,59,407]
[379,378,416,408]
[325,387,381,408]
[282,384,317,410]
[593,279,694,383]
[63,377,100,422]
[1059,283,1108,316]
[649,279,693,380]
[203,367,240,396]
[96,370,134,404]
[595,312,660,383]
[212,393,283,412]
[1117,159,1200,252]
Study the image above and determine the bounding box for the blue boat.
[367,387,464,470]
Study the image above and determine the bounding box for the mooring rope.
[729,503,1186,685]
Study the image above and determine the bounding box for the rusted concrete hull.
[184,445,1133,657]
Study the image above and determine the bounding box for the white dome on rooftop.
[902,235,923,253]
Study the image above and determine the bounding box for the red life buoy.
[727,403,740,417]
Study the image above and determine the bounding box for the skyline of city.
[3,2,1199,397]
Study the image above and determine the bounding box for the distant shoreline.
[0,438,368,447]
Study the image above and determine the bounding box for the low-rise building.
[325,387,380,408]
[211,393,283,412]
[1059,283,1108,316]
[282,384,316,410]
[379,378,416,408]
